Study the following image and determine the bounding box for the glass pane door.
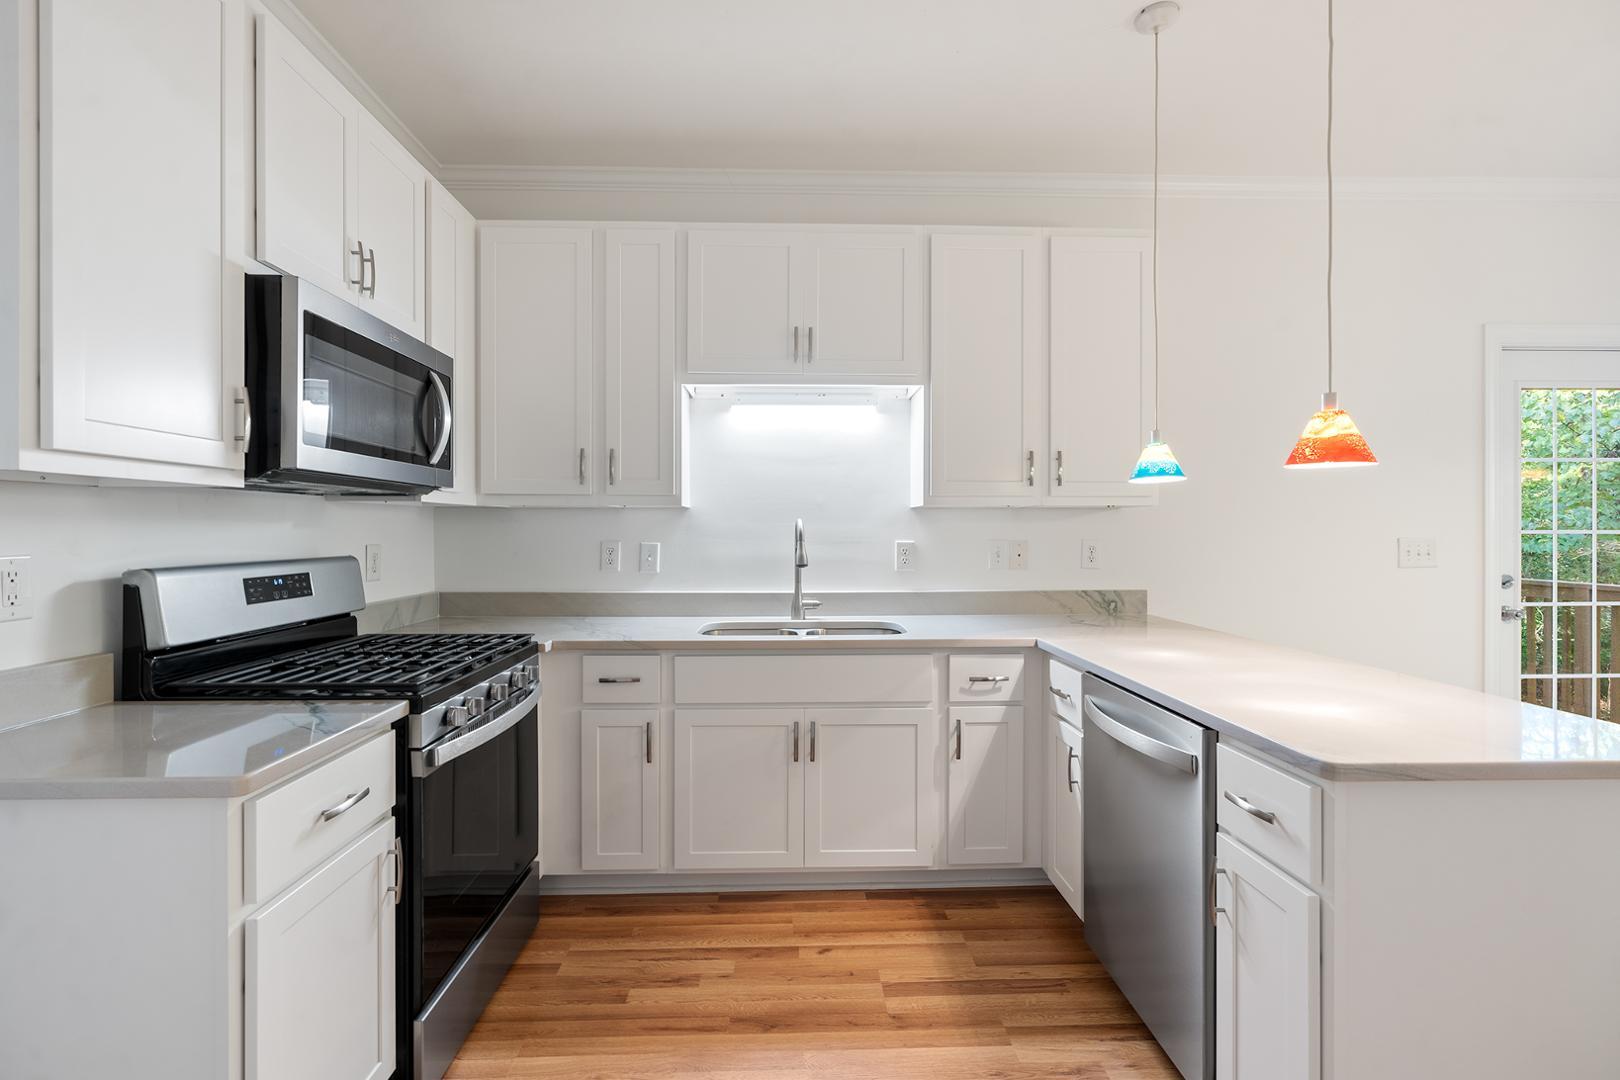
[1519,386,1620,721]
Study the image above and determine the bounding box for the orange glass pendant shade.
[1284,392,1377,469]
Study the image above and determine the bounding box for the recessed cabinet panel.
[604,229,678,496]
[804,708,937,868]
[802,234,921,377]
[673,709,804,869]
[947,704,1025,864]
[354,113,426,338]
[1050,720,1084,917]
[581,709,660,871]
[686,231,797,374]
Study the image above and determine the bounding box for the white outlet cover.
[1009,540,1029,571]
[1397,537,1438,569]
[601,540,622,572]
[894,540,918,571]
[639,541,661,573]
[987,540,1010,570]
[0,555,32,621]
[1081,540,1100,569]
[364,543,382,583]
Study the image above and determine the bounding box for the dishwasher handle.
[1082,696,1200,776]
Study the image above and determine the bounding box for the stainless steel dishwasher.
[1081,673,1215,1080]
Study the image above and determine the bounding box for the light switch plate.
[601,540,623,572]
[0,556,32,621]
[1398,537,1438,569]
[364,544,382,583]
[987,540,1010,571]
[894,540,918,571]
[639,541,661,574]
[1009,540,1029,571]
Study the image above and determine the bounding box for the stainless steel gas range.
[121,555,540,1080]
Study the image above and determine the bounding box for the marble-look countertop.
[397,612,1620,782]
[0,699,408,798]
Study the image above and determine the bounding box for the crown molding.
[438,165,1620,203]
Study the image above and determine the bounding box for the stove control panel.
[242,571,314,605]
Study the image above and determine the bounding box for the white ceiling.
[296,0,1620,177]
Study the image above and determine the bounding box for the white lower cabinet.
[1048,718,1083,915]
[946,704,1025,864]
[674,708,804,869]
[805,707,937,868]
[1214,831,1320,1080]
[580,708,660,871]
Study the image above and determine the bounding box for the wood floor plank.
[450,885,1179,1080]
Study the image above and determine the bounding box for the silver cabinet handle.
[953,717,963,760]
[807,325,814,363]
[387,836,403,905]
[1209,863,1229,927]
[1048,685,1072,702]
[1056,449,1064,487]
[608,447,616,486]
[968,675,1010,684]
[792,325,800,362]
[792,720,800,763]
[350,241,366,288]
[1223,790,1278,824]
[234,386,252,449]
[1082,696,1199,775]
[578,447,587,485]
[597,676,642,684]
[1026,449,1035,486]
[424,371,452,466]
[1066,747,1078,792]
[809,720,817,763]
[363,246,377,297]
[645,720,653,764]
[319,786,370,822]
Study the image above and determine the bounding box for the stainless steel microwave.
[244,274,453,495]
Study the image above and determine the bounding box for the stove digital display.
[243,572,313,605]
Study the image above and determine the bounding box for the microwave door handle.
[421,371,452,466]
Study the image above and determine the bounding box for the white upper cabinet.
[926,234,1044,503]
[422,180,478,504]
[36,0,243,474]
[1048,236,1154,504]
[603,228,679,498]
[479,225,595,496]
[257,15,425,338]
[686,229,922,381]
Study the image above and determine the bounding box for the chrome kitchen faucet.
[791,518,820,620]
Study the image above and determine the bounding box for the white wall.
[0,481,435,669]
[437,186,1620,690]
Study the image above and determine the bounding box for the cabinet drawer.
[674,654,934,705]
[583,655,662,703]
[245,732,396,904]
[1047,660,1084,727]
[948,654,1025,703]
[1216,742,1321,887]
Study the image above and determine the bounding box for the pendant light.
[1129,2,1187,485]
[1284,0,1377,469]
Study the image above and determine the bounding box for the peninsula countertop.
[0,698,408,798]
[395,611,1620,782]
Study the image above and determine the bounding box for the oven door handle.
[422,371,453,467]
[419,690,536,773]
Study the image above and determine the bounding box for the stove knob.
[488,683,511,703]
[445,704,471,728]
[465,696,486,718]
[512,668,533,690]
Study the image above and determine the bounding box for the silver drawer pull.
[597,676,642,684]
[1224,790,1278,825]
[319,786,370,822]
[1048,685,1073,702]
[968,675,1010,684]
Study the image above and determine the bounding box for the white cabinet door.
[946,705,1025,864]
[1048,236,1154,503]
[686,230,798,374]
[799,233,921,378]
[603,228,679,499]
[581,709,660,871]
[39,0,242,471]
[1049,719,1084,916]
[673,709,804,869]
[255,13,358,301]
[804,707,937,868]
[928,234,1044,502]
[1215,833,1321,1080]
[422,180,478,504]
[246,819,396,1080]
[354,112,425,338]
[479,225,594,495]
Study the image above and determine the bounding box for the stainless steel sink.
[698,619,906,638]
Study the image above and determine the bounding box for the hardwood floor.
[447,885,1179,1079]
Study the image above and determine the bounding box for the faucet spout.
[791,518,814,619]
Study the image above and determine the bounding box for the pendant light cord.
[1325,0,1335,396]
[1152,27,1162,433]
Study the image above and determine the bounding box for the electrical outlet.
[894,540,918,571]
[1081,540,1101,570]
[0,556,32,621]
[364,544,383,583]
[1398,537,1438,569]
[1009,540,1029,571]
[639,541,661,574]
[987,540,1010,571]
[601,540,623,572]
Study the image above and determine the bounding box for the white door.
[422,179,477,503]
[603,228,679,498]
[246,820,396,1080]
[1214,832,1321,1080]
[799,233,922,378]
[39,0,241,471]
[686,230,798,374]
[804,707,937,868]
[1488,338,1620,720]
[673,709,804,869]
[946,705,1025,864]
[255,13,358,300]
[580,709,660,871]
[479,226,594,495]
[353,113,425,337]
[1048,236,1154,502]
[928,234,1044,502]
[1049,719,1084,916]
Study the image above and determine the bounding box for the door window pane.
[1557,463,1593,529]
[1521,535,1553,590]
[1558,677,1595,717]
[1558,389,1594,458]
[1598,390,1620,458]
[1522,607,1554,675]
[1557,533,1594,600]
[1522,463,1554,530]
[1522,388,1555,458]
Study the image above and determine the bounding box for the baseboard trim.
[537,867,1051,895]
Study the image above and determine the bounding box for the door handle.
[808,720,817,762]
[349,241,365,289]
[1082,696,1199,775]
[1026,449,1035,486]
[1223,790,1278,824]
[234,386,252,450]
[608,447,616,486]
[792,720,800,763]
[386,837,403,906]
[579,447,587,485]
[319,786,371,822]
[363,246,377,297]
[645,720,653,764]
[1048,685,1073,702]
[792,325,800,362]
[1501,606,1526,622]
[1066,747,1078,792]
[1209,863,1229,927]
[1056,449,1064,487]
[423,371,452,466]
[807,325,814,363]
[597,676,641,684]
[968,675,1009,684]
[953,717,963,761]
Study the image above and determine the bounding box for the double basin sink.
[698,619,906,638]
